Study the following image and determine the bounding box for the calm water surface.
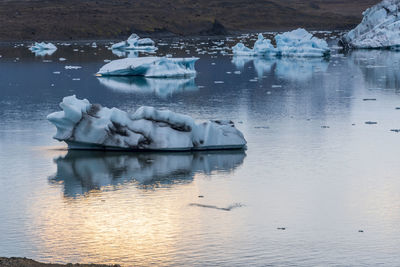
[1,33,400,266]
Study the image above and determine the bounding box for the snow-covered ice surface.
[340,0,400,49]
[50,150,245,197]
[97,76,198,97]
[111,33,157,51]
[232,29,330,57]
[97,57,198,77]
[29,42,57,56]
[47,95,247,151]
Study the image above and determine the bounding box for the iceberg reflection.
[97,76,198,97]
[111,49,139,58]
[232,56,328,80]
[31,49,57,57]
[50,150,246,197]
[350,50,400,90]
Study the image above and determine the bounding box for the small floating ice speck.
[214,81,224,84]
[65,65,82,70]
[59,58,67,61]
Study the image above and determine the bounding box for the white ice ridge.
[97,57,199,77]
[232,29,330,57]
[47,95,247,151]
[29,42,57,55]
[340,0,400,49]
[111,33,157,51]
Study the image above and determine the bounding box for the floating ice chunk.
[29,42,57,56]
[59,57,66,61]
[275,29,330,57]
[47,95,247,151]
[97,57,198,77]
[340,0,400,49]
[65,65,82,70]
[232,29,329,57]
[91,42,97,48]
[29,42,57,52]
[97,76,198,97]
[232,34,277,56]
[111,33,157,51]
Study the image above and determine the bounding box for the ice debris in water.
[111,33,157,51]
[232,29,330,57]
[340,0,400,49]
[97,57,198,77]
[47,95,247,151]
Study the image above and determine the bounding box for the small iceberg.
[339,0,400,49]
[97,76,198,97]
[96,57,198,77]
[47,95,247,151]
[232,29,330,57]
[111,33,157,51]
[29,42,57,56]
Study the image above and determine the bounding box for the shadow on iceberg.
[97,76,198,97]
[49,150,246,197]
[232,56,329,81]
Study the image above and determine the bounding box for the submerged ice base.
[340,0,400,49]
[232,29,330,57]
[97,57,199,77]
[47,95,246,151]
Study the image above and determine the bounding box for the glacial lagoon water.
[1,34,400,266]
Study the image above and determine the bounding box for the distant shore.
[0,0,379,42]
[0,257,119,267]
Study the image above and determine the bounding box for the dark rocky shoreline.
[0,257,120,267]
[0,0,379,41]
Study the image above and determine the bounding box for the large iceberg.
[50,150,245,197]
[97,57,198,77]
[232,29,330,57]
[340,0,400,49]
[111,33,157,51]
[97,76,198,97]
[47,95,247,151]
[29,42,57,55]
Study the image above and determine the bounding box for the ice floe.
[29,42,57,56]
[97,76,198,97]
[232,29,330,57]
[340,0,400,49]
[47,95,247,151]
[97,57,198,77]
[111,33,157,51]
[29,42,57,51]
[50,150,245,196]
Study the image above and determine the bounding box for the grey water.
[1,33,400,266]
